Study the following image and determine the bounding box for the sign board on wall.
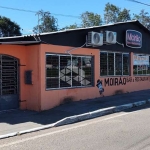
[133,54,149,65]
[126,30,142,48]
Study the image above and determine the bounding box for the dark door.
[0,55,19,111]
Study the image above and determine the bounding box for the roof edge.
[0,20,139,40]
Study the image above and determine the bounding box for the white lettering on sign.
[127,33,141,43]
[126,30,142,48]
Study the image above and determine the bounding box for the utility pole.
[38,13,40,34]
[36,11,40,34]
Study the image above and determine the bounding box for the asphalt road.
[0,104,150,150]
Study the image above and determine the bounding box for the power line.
[0,5,80,18]
[0,5,36,13]
[0,4,146,21]
[127,0,150,7]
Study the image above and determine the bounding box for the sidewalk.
[0,89,150,137]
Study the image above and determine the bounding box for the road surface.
[0,104,150,150]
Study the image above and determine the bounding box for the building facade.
[0,20,150,111]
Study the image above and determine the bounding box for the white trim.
[114,53,116,76]
[46,53,92,58]
[100,75,130,77]
[46,85,93,91]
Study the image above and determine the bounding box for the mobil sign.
[126,30,142,48]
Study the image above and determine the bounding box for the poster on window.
[133,54,149,65]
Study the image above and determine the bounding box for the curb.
[0,99,150,139]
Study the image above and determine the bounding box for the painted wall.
[1,44,149,111]
[25,45,41,111]
[39,45,150,111]
[99,76,150,96]
[39,44,100,110]
[99,52,150,96]
[0,45,40,111]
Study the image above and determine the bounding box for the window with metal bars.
[100,51,130,76]
[46,54,94,89]
[133,54,150,75]
[0,55,18,95]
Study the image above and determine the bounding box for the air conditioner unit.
[104,31,117,44]
[87,32,103,46]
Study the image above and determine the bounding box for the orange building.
[0,20,150,112]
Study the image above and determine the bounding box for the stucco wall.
[25,45,41,111]
[1,44,149,112]
[0,45,41,111]
[39,44,150,111]
[39,44,100,110]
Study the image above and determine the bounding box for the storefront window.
[100,52,107,76]
[46,54,94,89]
[100,51,129,76]
[123,54,130,75]
[133,54,150,75]
[108,53,114,75]
[115,53,122,75]
[60,56,71,88]
[46,55,59,88]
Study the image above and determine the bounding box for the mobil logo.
[126,30,142,48]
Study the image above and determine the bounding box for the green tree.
[104,3,131,24]
[0,16,21,37]
[33,10,58,34]
[117,8,131,22]
[80,11,102,28]
[104,3,120,24]
[60,23,78,30]
[133,9,150,30]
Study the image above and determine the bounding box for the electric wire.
[0,5,80,18]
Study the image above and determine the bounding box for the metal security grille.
[46,54,94,89]
[0,55,18,95]
[100,51,130,76]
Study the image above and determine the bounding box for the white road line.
[0,109,145,148]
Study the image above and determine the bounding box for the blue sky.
[0,0,150,35]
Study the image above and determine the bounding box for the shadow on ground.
[0,90,150,125]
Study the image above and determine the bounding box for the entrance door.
[0,55,19,111]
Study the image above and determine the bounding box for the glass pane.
[115,53,122,75]
[143,65,147,74]
[148,56,150,74]
[46,78,59,89]
[138,65,143,75]
[123,54,129,75]
[133,65,137,75]
[133,54,150,75]
[81,57,92,86]
[60,56,71,88]
[108,53,114,75]
[72,57,82,86]
[46,55,59,88]
[46,54,94,89]
[100,52,107,76]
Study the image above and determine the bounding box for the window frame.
[45,53,94,90]
[100,51,130,77]
[133,53,150,76]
